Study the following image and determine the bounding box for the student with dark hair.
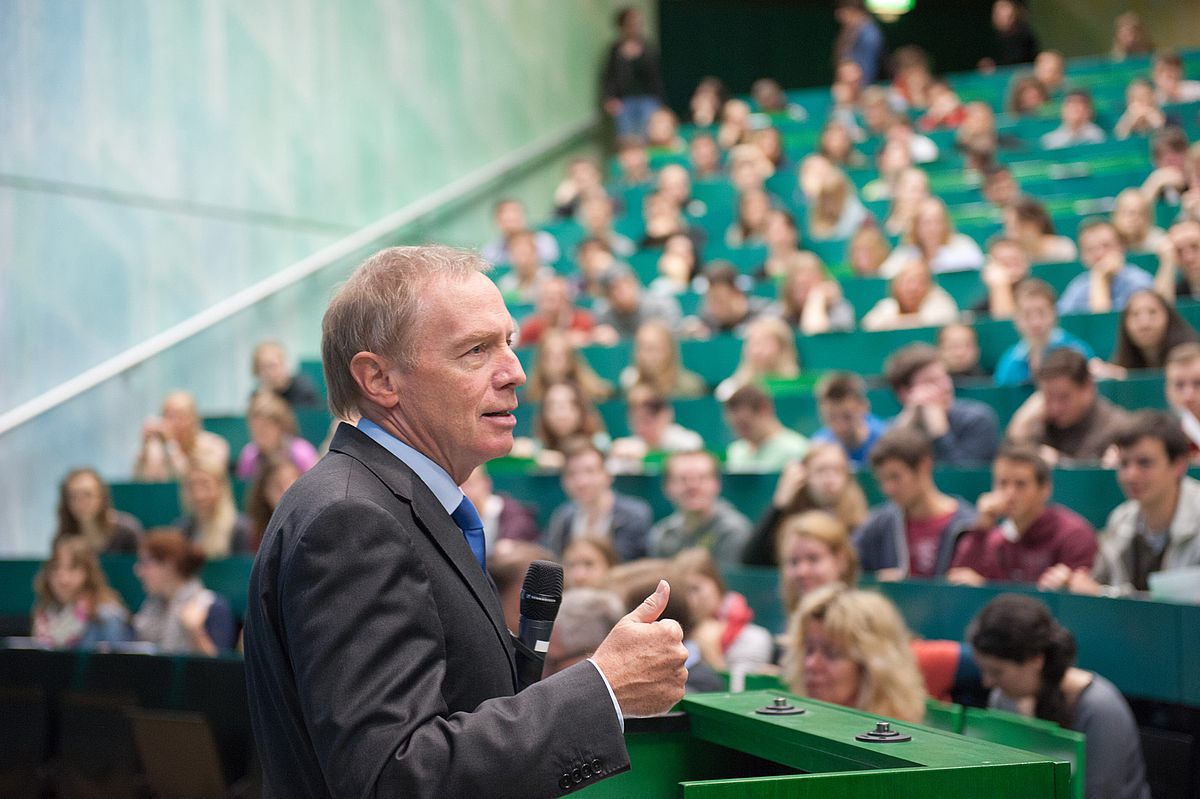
[832,0,884,84]
[1053,411,1200,596]
[853,427,977,580]
[1057,219,1154,315]
[480,198,560,266]
[968,595,1150,799]
[600,6,664,138]
[1003,197,1078,264]
[722,384,810,473]
[32,535,132,648]
[692,262,767,337]
[994,279,1094,386]
[976,236,1031,318]
[544,443,652,562]
[811,372,888,469]
[1040,89,1105,149]
[1152,50,1200,105]
[647,451,752,569]
[1109,289,1199,374]
[1154,220,1200,303]
[947,446,1096,587]
[982,0,1039,69]
[884,344,999,465]
[1165,343,1200,453]
[55,467,142,554]
[1141,126,1192,206]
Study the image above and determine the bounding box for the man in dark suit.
[244,246,688,798]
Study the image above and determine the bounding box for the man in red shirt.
[515,276,596,348]
[948,445,1097,587]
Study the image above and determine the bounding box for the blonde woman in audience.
[743,443,868,566]
[771,252,855,334]
[799,155,870,241]
[880,196,984,277]
[132,528,235,656]
[524,329,613,403]
[715,316,801,401]
[784,585,927,723]
[562,536,619,590]
[776,510,860,619]
[861,259,959,331]
[725,188,773,248]
[134,390,230,481]
[235,392,320,482]
[55,467,142,554]
[847,225,892,277]
[1003,197,1079,263]
[173,461,251,557]
[1111,188,1168,254]
[619,321,707,397]
[672,547,774,673]
[32,535,132,648]
[883,167,931,237]
[717,98,753,149]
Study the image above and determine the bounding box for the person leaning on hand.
[244,246,688,798]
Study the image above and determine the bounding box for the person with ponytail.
[968,595,1150,799]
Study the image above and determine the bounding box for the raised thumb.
[626,579,670,624]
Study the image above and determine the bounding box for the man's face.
[900,361,954,410]
[724,404,764,442]
[1038,375,1094,429]
[1014,295,1056,342]
[607,275,641,313]
[1062,96,1091,128]
[705,284,747,327]
[1170,223,1200,277]
[1166,358,1200,418]
[1079,225,1124,271]
[629,402,669,445]
[819,397,866,444]
[1117,437,1184,507]
[665,454,721,515]
[984,171,1019,207]
[537,280,571,320]
[992,458,1051,529]
[874,458,925,511]
[562,450,611,506]
[389,272,525,482]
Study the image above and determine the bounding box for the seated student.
[884,344,1000,466]
[725,188,773,248]
[880,197,986,277]
[524,329,613,404]
[614,135,653,187]
[562,538,619,591]
[798,155,871,242]
[55,467,142,555]
[235,392,320,482]
[939,323,988,386]
[1007,75,1050,118]
[544,443,652,562]
[1112,188,1168,255]
[645,107,685,153]
[542,588,625,677]
[968,595,1151,799]
[134,390,231,481]
[982,164,1021,210]
[889,46,933,112]
[480,198,560,265]
[818,118,864,169]
[883,166,931,238]
[727,143,776,195]
[688,133,723,179]
[811,372,889,470]
[640,190,705,252]
[578,192,637,258]
[1003,197,1078,265]
[847,224,892,277]
[1040,89,1106,149]
[1141,126,1192,207]
[784,585,927,724]
[590,265,682,344]
[1115,78,1166,140]
[994,279,1094,386]
[1154,220,1200,303]
[775,511,859,620]
[862,259,960,332]
[723,384,810,473]
[515,276,596,348]
[132,528,236,656]
[516,381,609,471]
[608,383,705,473]
[1007,349,1129,465]
[32,535,132,648]
[245,460,302,553]
[717,98,753,149]
[855,427,978,579]
[250,340,322,409]
[550,157,605,221]
[1057,219,1155,315]
[1165,343,1200,454]
[861,137,913,202]
[174,461,251,557]
[917,79,967,131]
[771,252,855,335]
[1111,11,1153,61]
[757,209,804,281]
[1032,49,1066,96]
[1152,50,1200,105]
[620,321,707,398]
[1052,411,1200,597]
[460,464,539,550]
[745,446,868,567]
[672,548,773,674]
[1106,288,1198,373]
[646,450,753,569]
[687,263,768,338]
[975,236,1032,318]
[714,316,802,402]
[947,445,1097,587]
[494,229,555,305]
[649,233,703,296]
[572,237,619,300]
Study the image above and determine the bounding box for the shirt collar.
[357,417,463,515]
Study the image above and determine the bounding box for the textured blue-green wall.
[0,1,648,554]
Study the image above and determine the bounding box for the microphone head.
[520,560,564,622]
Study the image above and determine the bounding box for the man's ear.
[349,351,403,409]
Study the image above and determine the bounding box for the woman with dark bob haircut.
[968,594,1149,799]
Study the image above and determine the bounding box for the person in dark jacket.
[544,442,653,562]
[600,7,665,138]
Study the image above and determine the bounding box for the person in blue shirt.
[996,279,1095,386]
[811,372,889,470]
[1057,219,1154,316]
[834,0,885,85]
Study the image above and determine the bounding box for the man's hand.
[1037,563,1073,591]
[974,491,1006,530]
[875,568,905,582]
[946,567,986,587]
[1066,569,1103,596]
[590,580,688,718]
[772,461,808,509]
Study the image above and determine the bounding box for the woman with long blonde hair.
[776,510,860,618]
[175,461,250,557]
[619,321,706,397]
[715,316,801,401]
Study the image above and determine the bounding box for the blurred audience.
[722,384,810,473]
[32,535,132,648]
[673,547,773,673]
[55,467,142,554]
[994,279,1094,386]
[132,528,235,656]
[244,460,301,553]
[811,372,888,469]
[545,443,652,562]
[174,461,251,557]
[861,259,960,331]
[647,450,752,568]
[461,464,540,549]
[251,340,322,409]
[619,321,707,398]
[134,390,230,481]
[235,392,320,482]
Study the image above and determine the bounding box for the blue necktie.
[451,496,487,572]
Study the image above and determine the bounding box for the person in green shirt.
[722,384,810,473]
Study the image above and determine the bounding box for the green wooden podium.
[579,690,1069,798]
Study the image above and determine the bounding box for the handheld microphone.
[514,560,564,690]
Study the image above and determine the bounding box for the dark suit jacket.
[244,424,628,798]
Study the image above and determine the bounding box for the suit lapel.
[330,424,518,688]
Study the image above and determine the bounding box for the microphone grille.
[520,560,564,621]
